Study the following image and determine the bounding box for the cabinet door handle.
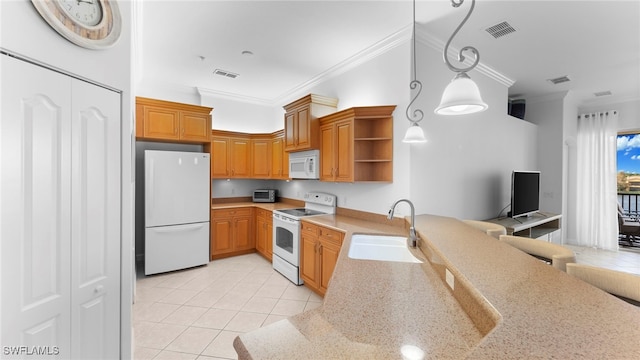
[319,244,323,255]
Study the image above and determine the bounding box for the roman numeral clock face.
[31,0,122,49]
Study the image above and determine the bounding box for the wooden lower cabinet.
[299,221,344,296]
[255,208,273,261]
[211,207,254,260]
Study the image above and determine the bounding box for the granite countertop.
[232,212,640,359]
[211,201,299,211]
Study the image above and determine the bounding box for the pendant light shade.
[435,72,488,115]
[402,122,427,143]
[437,0,488,116]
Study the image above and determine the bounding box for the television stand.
[486,211,561,241]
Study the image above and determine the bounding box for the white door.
[0,55,121,359]
[70,79,121,359]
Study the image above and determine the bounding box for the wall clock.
[31,0,122,50]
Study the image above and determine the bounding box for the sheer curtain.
[576,111,619,250]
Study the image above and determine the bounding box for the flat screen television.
[510,171,540,218]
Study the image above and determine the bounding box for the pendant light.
[402,0,427,143]
[435,0,488,115]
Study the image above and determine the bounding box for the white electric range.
[272,192,337,285]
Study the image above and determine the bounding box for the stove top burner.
[277,208,326,217]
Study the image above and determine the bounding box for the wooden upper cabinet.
[230,137,251,178]
[319,106,395,182]
[251,136,271,178]
[320,119,353,182]
[211,131,251,179]
[271,131,288,180]
[211,136,230,178]
[181,111,212,142]
[136,97,212,143]
[283,94,338,152]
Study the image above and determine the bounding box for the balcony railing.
[618,192,640,220]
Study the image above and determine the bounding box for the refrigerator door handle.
[152,222,206,233]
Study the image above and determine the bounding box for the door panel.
[336,121,353,182]
[297,107,310,148]
[180,111,210,141]
[211,137,230,178]
[1,55,72,357]
[1,55,121,359]
[212,218,233,254]
[234,217,253,249]
[143,106,179,139]
[231,138,250,177]
[71,80,121,359]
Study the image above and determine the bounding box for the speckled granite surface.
[233,212,640,359]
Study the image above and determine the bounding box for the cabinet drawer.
[301,221,319,236]
[212,208,253,218]
[256,208,272,219]
[319,227,343,244]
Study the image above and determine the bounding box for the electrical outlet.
[445,269,455,290]
[231,188,235,195]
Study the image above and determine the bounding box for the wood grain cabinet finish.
[251,136,272,178]
[255,208,273,261]
[211,132,251,179]
[211,208,254,260]
[299,221,344,296]
[283,94,338,152]
[136,97,212,143]
[271,131,289,180]
[319,106,395,182]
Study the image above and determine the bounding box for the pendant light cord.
[406,0,424,124]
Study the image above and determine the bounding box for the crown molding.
[272,25,413,106]
[195,22,515,107]
[196,87,274,107]
[414,27,515,88]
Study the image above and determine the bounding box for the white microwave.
[289,149,319,179]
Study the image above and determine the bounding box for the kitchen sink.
[347,234,422,263]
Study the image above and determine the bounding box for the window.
[617,132,640,215]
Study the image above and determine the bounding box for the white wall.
[200,94,283,133]
[526,92,566,215]
[580,99,640,132]
[0,1,134,357]
[407,38,538,220]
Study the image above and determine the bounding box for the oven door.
[272,212,299,266]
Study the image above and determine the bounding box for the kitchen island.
[234,213,640,359]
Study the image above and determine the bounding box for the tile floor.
[133,253,322,360]
[133,245,640,360]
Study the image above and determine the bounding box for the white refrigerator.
[145,150,210,275]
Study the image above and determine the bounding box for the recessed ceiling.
[139,0,640,107]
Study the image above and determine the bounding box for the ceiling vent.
[547,76,571,85]
[485,21,516,39]
[213,69,239,79]
[594,90,612,97]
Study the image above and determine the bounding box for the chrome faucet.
[387,199,419,247]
